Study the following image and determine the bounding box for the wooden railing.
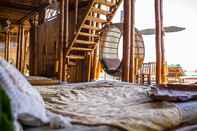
[137,62,169,84]
[136,62,156,84]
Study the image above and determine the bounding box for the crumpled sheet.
[34,81,183,131]
[148,86,197,102]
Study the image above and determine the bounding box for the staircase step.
[71,47,93,51]
[86,16,107,23]
[66,55,85,60]
[94,0,115,7]
[68,61,77,66]
[75,40,96,45]
[78,32,99,37]
[81,24,100,30]
[91,7,111,16]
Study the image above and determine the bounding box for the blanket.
[35,81,184,131]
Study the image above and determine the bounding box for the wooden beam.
[122,0,131,81]
[15,4,47,24]
[71,47,92,51]
[81,24,100,30]
[0,2,34,11]
[94,0,115,7]
[66,55,85,60]
[75,39,97,44]
[0,10,26,21]
[129,0,136,83]
[86,16,107,23]
[155,0,162,85]
[28,79,60,86]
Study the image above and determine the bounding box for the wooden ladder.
[65,0,122,64]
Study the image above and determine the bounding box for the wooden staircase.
[65,0,122,64]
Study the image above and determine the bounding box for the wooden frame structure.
[0,0,166,85]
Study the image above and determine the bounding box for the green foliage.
[0,87,14,131]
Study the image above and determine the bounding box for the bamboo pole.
[155,0,162,84]
[58,0,65,81]
[129,0,136,83]
[122,0,131,81]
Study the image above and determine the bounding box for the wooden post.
[74,0,78,34]
[155,0,162,84]
[92,46,98,80]
[23,30,28,73]
[129,0,136,83]
[19,24,24,71]
[65,0,69,48]
[64,0,69,80]
[6,32,10,62]
[87,53,92,82]
[160,0,166,84]
[58,0,65,81]
[29,18,38,75]
[122,0,131,81]
[90,4,101,81]
[4,33,7,60]
[16,25,21,69]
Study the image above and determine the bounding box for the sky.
[113,0,197,71]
